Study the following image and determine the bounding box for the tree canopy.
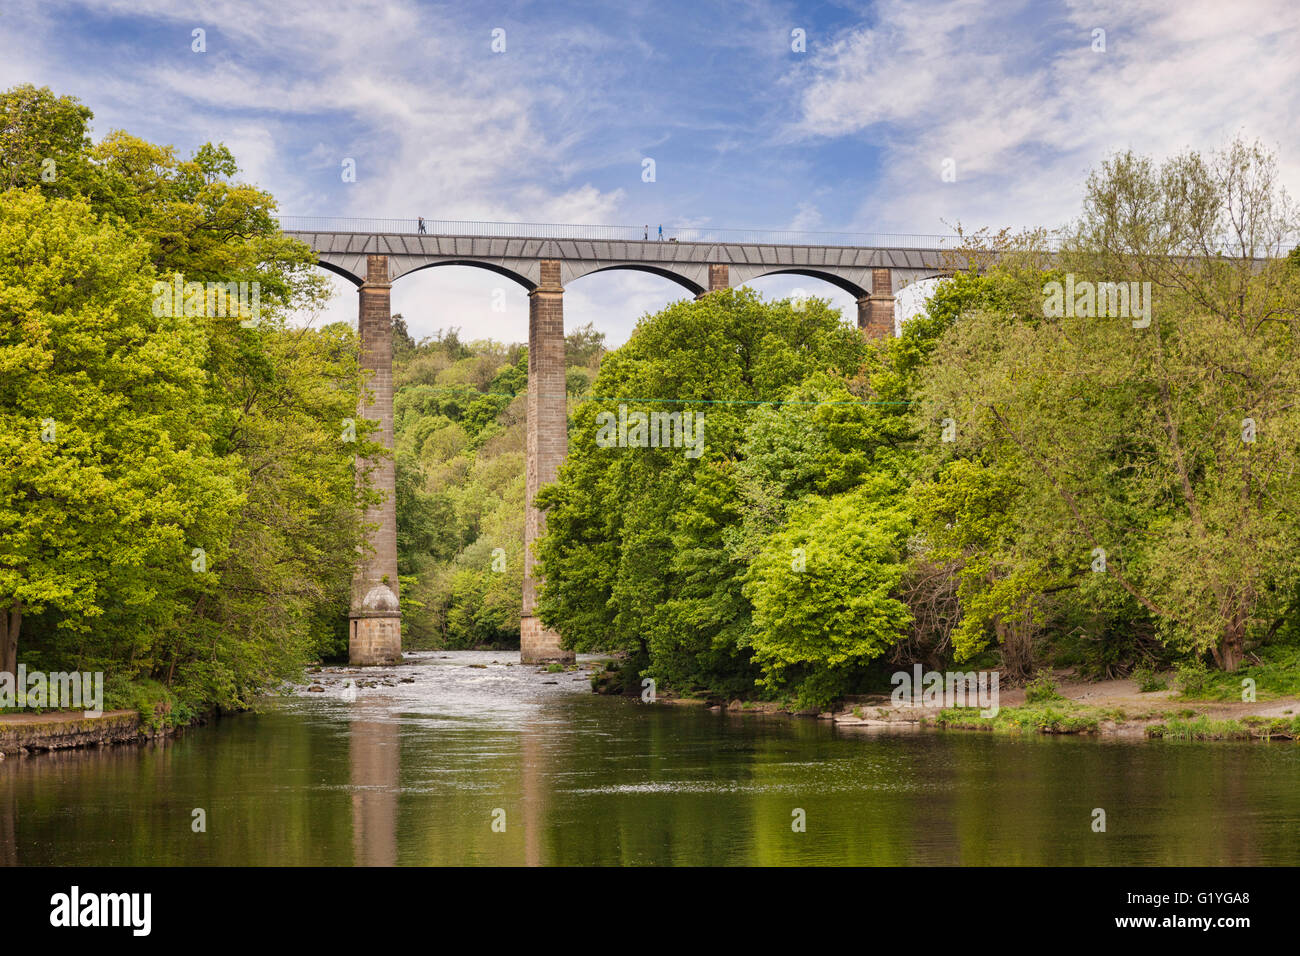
[0,85,369,717]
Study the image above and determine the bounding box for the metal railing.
[275,215,969,249]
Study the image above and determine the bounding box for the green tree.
[0,189,240,678]
[743,481,913,708]
[175,316,370,703]
[0,85,95,196]
[537,287,868,691]
[1,84,370,710]
[565,321,605,366]
[921,140,1300,671]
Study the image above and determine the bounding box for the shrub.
[1131,662,1168,693]
[1175,659,1213,698]
[1024,671,1064,703]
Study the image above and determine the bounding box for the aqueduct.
[282,219,961,665]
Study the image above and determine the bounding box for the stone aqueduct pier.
[283,220,959,665]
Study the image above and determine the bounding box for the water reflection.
[0,651,1297,866]
[521,720,543,867]
[349,712,398,867]
[0,776,14,867]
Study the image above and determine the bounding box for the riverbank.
[0,709,175,757]
[630,668,1300,741]
[9,648,1299,867]
[9,659,1294,756]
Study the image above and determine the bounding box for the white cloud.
[790,0,1300,234]
[11,0,1296,351]
[7,0,659,343]
[10,0,631,225]
[787,201,823,231]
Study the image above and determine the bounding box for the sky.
[3,0,1299,346]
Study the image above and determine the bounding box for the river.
[2,650,1298,866]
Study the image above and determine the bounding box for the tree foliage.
[921,140,1300,671]
[0,86,367,713]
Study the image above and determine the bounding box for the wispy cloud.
[3,0,1296,343]
[788,0,1300,234]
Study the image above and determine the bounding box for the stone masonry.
[708,263,730,293]
[291,230,954,298]
[349,254,402,665]
[857,268,896,338]
[696,263,730,299]
[521,260,574,664]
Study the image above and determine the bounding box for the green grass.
[937,704,1099,735]
[1146,714,1300,740]
[941,698,1299,742]
[1146,716,1251,740]
[1241,714,1300,738]
[1174,645,1300,701]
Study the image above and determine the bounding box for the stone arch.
[565,262,705,297]
[391,258,537,291]
[892,273,951,330]
[739,267,869,299]
[311,258,365,287]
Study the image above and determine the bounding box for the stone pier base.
[350,613,402,666]
[520,616,573,664]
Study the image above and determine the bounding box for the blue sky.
[4,0,1299,345]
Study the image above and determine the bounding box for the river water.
[2,650,1298,866]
